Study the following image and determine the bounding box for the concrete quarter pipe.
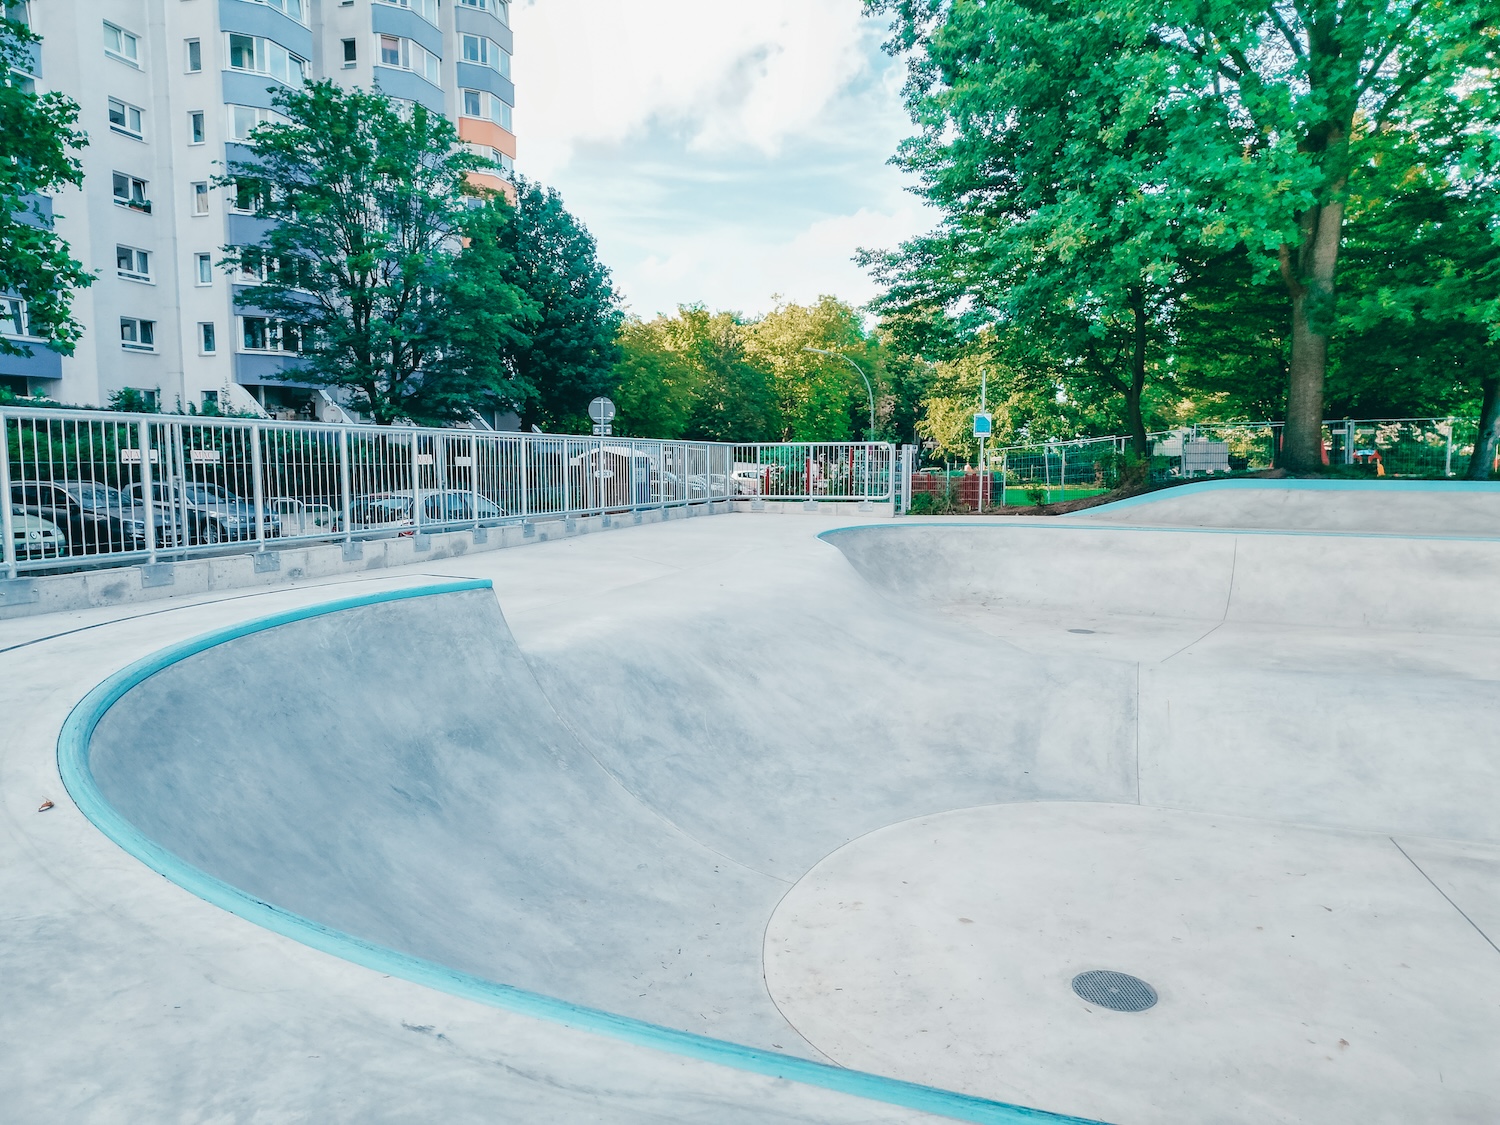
[37,490,1500,1122]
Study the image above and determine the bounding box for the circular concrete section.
[764,802,1500,1124]
[7,501,1500,1123]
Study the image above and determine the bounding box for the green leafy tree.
[220,81,528,425]
[1153,0,1500,470]
[611,317,703,439]
[866,0,1197,457]
[497,176,623,432]
[0,11,91,358]
[748,297,873,440]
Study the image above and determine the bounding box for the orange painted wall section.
[458,116,517,157]
[466,172,515,201]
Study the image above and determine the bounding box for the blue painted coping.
[56,578,1107,1125]
[1066,476,1500,518]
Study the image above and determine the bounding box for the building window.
[228,104,285,142]
[115,245,152,282]
[461,34,509,78]
[341,38,357,67]
[192,181,210,215]
[112,172,151,212]
[0,296,32,339]
[195,252,213,285]
[201,389,220,411]
[199,323,217,355]
[463,142,514,175]
[230,178,269,215]
[185,38,202,72]
[377,35,441,85]
[377,0,438,25]
[120,317,156,352]
[108,97,145,139]
[189,111,206,144]
[460,89,512,131]
[248,0,307,26]
[456,0,510,24]
[240,316,301,354]
[103,22,140,66]
[227,33,307,85]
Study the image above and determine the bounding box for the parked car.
[350,490,505,534]
[268,497,340,536]
[126,480,281,544]
[10,504,66,559]
[10,481,173,555]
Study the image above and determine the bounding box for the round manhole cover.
[1071,970,1157,1012]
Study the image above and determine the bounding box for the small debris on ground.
[37,799,54,812]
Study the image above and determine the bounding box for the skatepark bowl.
[4,479,1500,1123]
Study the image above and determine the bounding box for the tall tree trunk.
[1279,197,1344,473]
[1126,288,1150,459]
[1468,374,1500,481]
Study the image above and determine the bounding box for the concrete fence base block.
[138,564,175,589]
[341,541,363,562]
[0,578,38,607]
[522,522,536,538]
[472,527,488,545]
[252,552,280,574]
[803,502,820,512]
[413,535,431,552]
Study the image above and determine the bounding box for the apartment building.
[0,0,516,419]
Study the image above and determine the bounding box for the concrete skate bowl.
[1064,478,1500,534]
[59,518,1500,1125]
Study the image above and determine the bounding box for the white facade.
[2,0,517,418]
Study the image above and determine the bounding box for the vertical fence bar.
[250,422,265,549]
[0,413,15,579]
[519,433,529,519]
[1445,419,1454,478]
[139,417,157,564]
[338,427,352,545]
[410,429,422,537]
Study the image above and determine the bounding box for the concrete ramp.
[1066,479,1500,534]
[58,512,1500,1125]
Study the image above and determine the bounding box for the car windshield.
[65,482,124,509]
[360,498,411,519]
[183,483,235,504]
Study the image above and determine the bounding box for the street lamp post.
[803,347,876,441]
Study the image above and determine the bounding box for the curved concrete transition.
[1065,478,1500,534]
[33,503,1500,1123]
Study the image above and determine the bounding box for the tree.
[1154,0,1500,470]
[748,297,872,441]
[1332,131,1500,476]
[864,0,1194,457]
[221,81,529,425]
[611,318,703,439]
[0,11,91,358]
[496,177,623,432]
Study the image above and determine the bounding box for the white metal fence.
[2,406,896,577]
[993,417,1485,504]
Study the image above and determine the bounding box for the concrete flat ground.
[2,497,1498,1123]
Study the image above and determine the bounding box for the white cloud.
[508,0,935,320]
[513,0,872,176]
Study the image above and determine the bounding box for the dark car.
[10,481,174,555]
[127,480,281,544]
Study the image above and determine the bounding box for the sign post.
[972,367,991,510]
[588,396,616,437]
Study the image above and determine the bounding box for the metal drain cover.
[1071,970,1157,1012]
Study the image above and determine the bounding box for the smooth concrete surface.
[765,803,1500,1125]
[4,508,1499,1123]
[1067,479,1500,534]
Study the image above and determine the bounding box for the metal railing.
[731,442,895,502]
[991,417,1483,504]
[2,406,898,578]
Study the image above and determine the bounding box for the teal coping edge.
[1062,476,1500,518]
[56,579,1106,1125]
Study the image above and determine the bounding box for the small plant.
[1026,485,1047,506]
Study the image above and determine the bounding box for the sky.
[509,0,935,322]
